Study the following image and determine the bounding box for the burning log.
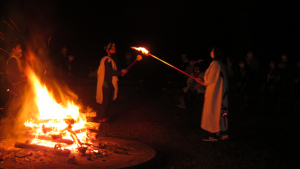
[42,124,53,134]
[41,135,74,145]
[85,122,101,130]
[78,146,88,154]
[50,134,63,140]
[24,133,74,145]
[73,128,88,134]
[23,119,96,151]
[14,142,71,156]
[64,118,75,125]
[67,129,82,147]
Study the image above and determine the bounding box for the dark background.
[0,0,299,70]
[1,2,300,168]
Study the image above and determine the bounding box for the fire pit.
[0,135,157,169]
[0,63,156,168]
[0,43,156,169]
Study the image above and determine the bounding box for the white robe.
[96,56,118,104]
[201,60,228,133]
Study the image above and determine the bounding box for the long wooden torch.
[131,47,201,81]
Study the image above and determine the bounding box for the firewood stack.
[14,117,101,155]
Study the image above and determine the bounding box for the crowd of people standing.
[177,49,300,115]
[229,51,300,100]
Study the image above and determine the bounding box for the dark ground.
[1,59,300,169]
[75,59,299,169]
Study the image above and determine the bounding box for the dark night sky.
[1,0,299,67]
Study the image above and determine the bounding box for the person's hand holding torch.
[121,54,142,76]
[195,78,204,86]
[121,69,128,76]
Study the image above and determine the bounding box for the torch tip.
[131,47,149,55]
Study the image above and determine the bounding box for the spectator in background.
[260,60,281,110]
[64,53,78,85]
[233,59,250,111]
[180,53,189,71]
[125,52,133,68]
[177,54,191,80]
[55,46,68,77]
[226,56,235,92]
[260,60,280,96]
[6,42,26,99]
[177,63,205,109]
[182,58,204,78]
[184,60,197,76]
[60,46,68,65]
[65,54,76,77]
[245,50,259,93]
[5,41,26,123]
[277,53,292,98]
[292,60,300,114]
[234,59,250,94]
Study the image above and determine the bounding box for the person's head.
[239,60,245,68]
[60,46,68,56]
[210,48,215,59]
[10,43,22,58]
[210,46,224,60]
[193,63,201,74]
[181,54,188,63]
[269,60,276,69]
[68,54,74,61]
[296,61,300,69]
[104,42,116,56]
[281,53,287,61]
[126,52,132,60]
[227,56,234,65]
[246,51,253,58]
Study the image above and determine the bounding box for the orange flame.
[23,67,88,151]
[131,47,149,55]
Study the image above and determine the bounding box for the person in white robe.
[95,42,127,123]
[197,47,229,141]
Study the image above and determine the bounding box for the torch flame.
[131,47,149,55]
